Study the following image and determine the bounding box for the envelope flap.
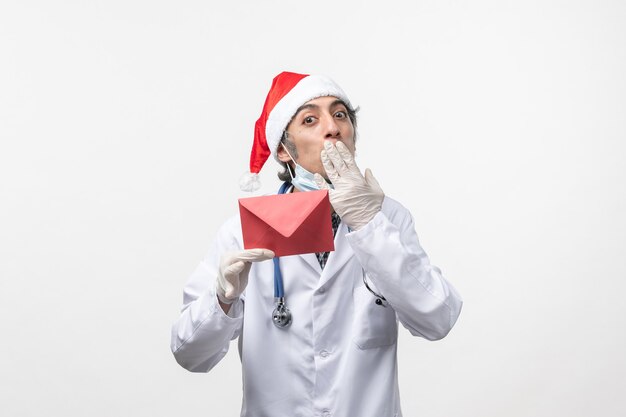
[239,190,329,238]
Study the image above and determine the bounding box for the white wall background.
[2,0,625,416]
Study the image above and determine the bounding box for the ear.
[276,143,291,163]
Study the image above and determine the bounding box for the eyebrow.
[293,99,348,118]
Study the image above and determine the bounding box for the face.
[277,96,355,178]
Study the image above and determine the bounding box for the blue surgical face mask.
[281,143,332,192]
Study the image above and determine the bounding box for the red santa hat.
[239,71,352,192]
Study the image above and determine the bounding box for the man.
[170,71,463,417]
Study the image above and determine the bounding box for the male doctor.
[170,71,463,417]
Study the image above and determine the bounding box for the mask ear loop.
[280,142,297,181]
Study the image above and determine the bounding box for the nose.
[323,115,341,139]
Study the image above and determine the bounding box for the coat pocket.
[352,285,398,349]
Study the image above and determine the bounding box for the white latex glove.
[314,140,385,231]
[216,248,275,304]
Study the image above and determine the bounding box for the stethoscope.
[271,182,388,329]
[271,182,294,328]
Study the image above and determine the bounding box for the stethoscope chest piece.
[272,298,292,328]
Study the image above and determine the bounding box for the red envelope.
[239,190,335,257]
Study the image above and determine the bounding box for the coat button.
[320,350,330,358]
[322,410,331,417]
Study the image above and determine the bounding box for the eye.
[303,116,317,124]
[334,110,347,119]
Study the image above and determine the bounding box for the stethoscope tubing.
[273,257,284,298]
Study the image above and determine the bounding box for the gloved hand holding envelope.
[239,190,335,257]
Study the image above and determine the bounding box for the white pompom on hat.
[239,71,352,192]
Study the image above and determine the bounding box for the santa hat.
[239,71,352,192]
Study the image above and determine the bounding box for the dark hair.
[277,102,358,182]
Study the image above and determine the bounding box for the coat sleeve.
[170,217,244,372]
[346,199,463,341]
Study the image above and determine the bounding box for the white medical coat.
[171,196,463,417]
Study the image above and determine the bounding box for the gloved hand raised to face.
[314,141,385,231]
[216,249,275,304]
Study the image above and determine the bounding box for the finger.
[239,262,253,287]
[225,260,246,277]
[221,280,235,298]
[321,149,340,182]
[335,141,358,171]
[236,248,275,262]
[223,260,245,298]
[364,168,382,192]
[323,141,349,175]
[313,173,331,190]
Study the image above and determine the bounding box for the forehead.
[302,95,344,107]
[292,96,347,118]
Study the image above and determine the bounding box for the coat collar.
[298,252,321,275]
